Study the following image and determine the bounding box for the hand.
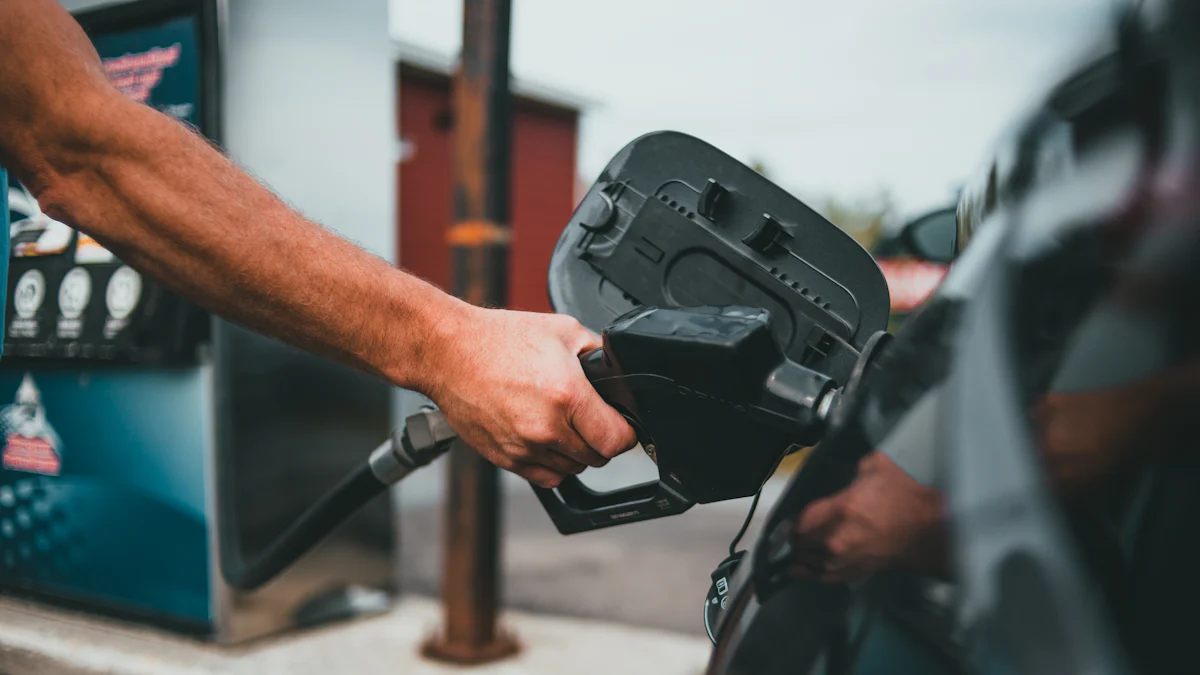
[791,452,947,583]
[419,304,637,488]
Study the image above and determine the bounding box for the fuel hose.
[220,408,458,591]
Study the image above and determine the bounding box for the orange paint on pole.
[447,220,512,247]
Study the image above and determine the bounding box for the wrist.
[380,277,475,396]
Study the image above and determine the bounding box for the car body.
[708,2,1199,673]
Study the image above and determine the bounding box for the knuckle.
[827,535,852,558]
[492,454,518,472]
[517,420,557,447]
[547,382,577,409]
[595,429,630,458]
[534,426,562,447]
[506,444,534,463]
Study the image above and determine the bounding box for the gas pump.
[0,0,396,643]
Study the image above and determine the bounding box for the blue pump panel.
[0,2,217,630]
[0,368,212,626]
[0,166,7,356]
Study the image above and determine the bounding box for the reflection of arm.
[792,452,953,583]
[0,0,460,390]
[792,361,1200,583]
[1034,362,1200,502]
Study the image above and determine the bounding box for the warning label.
[2,436,60,476]
[0,376,63,477]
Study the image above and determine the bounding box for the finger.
[552,427,609,468]
[557,320,635,459]
[515,464,566,489]
[569,388,638,460]
[795,497,841,538]
[532,446,589,476]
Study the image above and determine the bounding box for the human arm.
[0,0,635,486]
[791,360,1200,583]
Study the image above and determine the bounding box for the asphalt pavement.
[396,448,788,638]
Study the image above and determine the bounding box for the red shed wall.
[398,70,580,313]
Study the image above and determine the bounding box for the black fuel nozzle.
[368,407,458,485]
[533,306,852,535]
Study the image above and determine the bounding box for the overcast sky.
[390,0,1111,216]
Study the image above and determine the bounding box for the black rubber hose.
[222,462,387,591]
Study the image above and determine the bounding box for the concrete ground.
[397,449,788,636]
[0,595,711,675]
[0,440,790,673]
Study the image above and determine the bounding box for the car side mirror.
[902,207,957,264]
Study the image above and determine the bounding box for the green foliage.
[813,190,895,251]
[741,157,894,250]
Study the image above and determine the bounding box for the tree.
[813,189,895,251]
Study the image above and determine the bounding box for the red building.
[396,44,590,313]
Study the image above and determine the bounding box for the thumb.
[570,387,637,459]
[559,317,631,457]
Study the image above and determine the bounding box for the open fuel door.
[549,131,889,384]
[534,132,892,535]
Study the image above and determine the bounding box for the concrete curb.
[0,595,711,674]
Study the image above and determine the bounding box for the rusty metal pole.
[422,0,520,665]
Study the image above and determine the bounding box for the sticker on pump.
[56,267,92,340]
[7,183,72,258]
[74,234,116,265]
[12,271,44,319]
[0,375,63,477]
[104,266,142,339]
[9,270,45,339]
[58,268,91,320]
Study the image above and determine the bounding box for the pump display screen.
[94,16,202,128]
[4,12,210,364]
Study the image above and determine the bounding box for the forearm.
[0,0,640,483]
[32,92,463,390]
[0,0,468,391]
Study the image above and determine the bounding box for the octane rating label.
[0,375,63,477]
[56,267,92,340]
[9,270,45,339]
[103,266,142,339]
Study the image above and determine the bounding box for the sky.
[390,0,1112,218]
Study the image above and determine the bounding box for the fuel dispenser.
[0,0,396,642]
[2,0,891,648]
